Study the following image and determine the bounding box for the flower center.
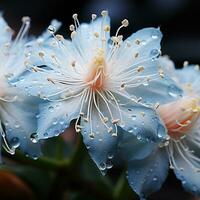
[85,50,106,91]
[158,96,200,139]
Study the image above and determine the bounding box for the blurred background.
[0,0,200,200]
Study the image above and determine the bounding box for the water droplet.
[36,114,40,119]
[131,115,136,120]
[150,49,160,57]
[52,118,58,125]
[168,84,181,97]
[108,153,114,159]
[157,124,165,139]
[153,176,158,181]
[151,30,159,39]
[192,185,197,192]
[48,106,54,112]
[137,133,142,140]
[106,160,113,169]
[182,180,186,185]
[127,127,134,133]
[99,162,106,171]
[43,132,48,138]
[10,137,20,148]
[32,154,39,160]
[30,133,38,143]
[14,123,20,128]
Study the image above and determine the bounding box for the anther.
[135,39,141,45]
[56,34,64,41]
[71,31,76,39]
[38,51,45,58]
[69,24,75,31]
[154,102,160,109]
[112,119,120,124]
[101,10,108,17]
[72,13,78,20]
[140,112,145,117]
[94,32,99,38]
[22,16,31,24]
[183,61,189,67]
[194,64,200,71]
[47,77,55,84]
[71,60,76,67]
[104,25,110,32]
[134,52,139,58]
[121,19,129,27]
[48,25,56,33]
[137,66,144,72]
[91,14,97,20]
[103,117,108,123]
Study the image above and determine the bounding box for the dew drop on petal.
[106,160,113,169]
[128,127,134,133]
[168,84,181,97]
[30,133,38,143]
[131,115,136,120]
[48,106,54,112]
[99,162,106,171]
[150,49,160,57]
[153,176,158,181]
[108,153,114,159]
[10,137,20,148]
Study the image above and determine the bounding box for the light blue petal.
[14,70,84,100]
[126,73,183,105]
[107,28,182,105]
[172,136,200,196]
[118,128,156,162]
[112,28,162,65]
[37,97,81,139]
[111,93,167,142]
[81,106,117,173]
[72,15,110,61]
[0,96,41,158]
[0,13,12,45]
[127,148,168,199]
[175,66,200,96]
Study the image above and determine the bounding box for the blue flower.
[15,11,182,171]
[125,57,200,198]
[0,14,42,159]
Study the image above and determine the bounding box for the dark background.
[0,0,199,199]
[1,0,200,66]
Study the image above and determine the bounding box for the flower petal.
[15,70,84,100]
[171,136,200,196]
[0,13,12,45]
[37,97,81,139]
[81,105,117,172]
[118,128,156,162]
[72,15,110,61]
[108,28,162,74]
[0,96,41,157]
[127,148,168,198]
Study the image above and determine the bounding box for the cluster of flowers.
[0,10,200,199]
